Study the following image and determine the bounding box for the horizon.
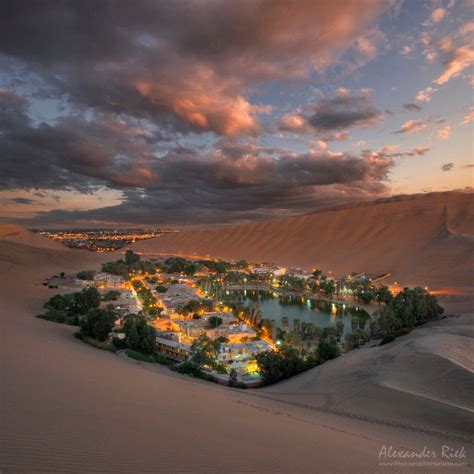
[12,188,471,230]
[0,1,473,227]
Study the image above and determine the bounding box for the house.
[156,336,192,361]
[218,340,271,373]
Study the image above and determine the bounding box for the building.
[92,272,125,289]
[218,340,272,374]
[251,266,286,276]
[156,336,192,362]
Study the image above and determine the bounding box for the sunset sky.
[0,0,472,227]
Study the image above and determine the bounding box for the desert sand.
[135,191,474,293]
[1,224,473,473]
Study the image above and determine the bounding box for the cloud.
[362,146,429,159]
[434,44,474,84]
[12,144,396,225]
[394,119,429,134]
[441,162,454,171]
[416,86,437,102]
[278,90,385,136]
[0,89,164,192]
[403,103,423,112]
[10,197,35,205]
[425,8,447,26]
[0,88,399,225]
[436,123,451,139]
[463,108,474,124]
[0,0,391,137]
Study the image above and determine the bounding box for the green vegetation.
[208,315,222,328]
[103,290,121,301]
[316,337,341,363]
[124,348,155,362]
[344,329,369,350]
[77,270,95,280]
[155,285,168,293]
[38,287,102,325]
[174,360,217,382]
[80,306,117,341]
[75,331,116,352]
[102,250,157,277]
[255,344,310,385]
[228,368,246,389]
[176,299,214,316]
[371,287,443,339]
[113,314,156,355]
[256,334,341,385]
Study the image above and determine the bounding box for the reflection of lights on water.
[331,303,337,316]
[226,290,229,295]
[243,290,246,296]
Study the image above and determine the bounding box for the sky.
[0,0,472,228]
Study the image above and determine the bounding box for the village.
[39,250,443,387]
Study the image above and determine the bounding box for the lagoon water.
[223,290,369,334]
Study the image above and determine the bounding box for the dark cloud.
[9,197,35,205]
[0,1,400,226]
[0,0,391,137]
[441,162,454,171]
[403,103,422,112]
[5,135,394,225]
[278,90,386,136]
[0,89,166,192]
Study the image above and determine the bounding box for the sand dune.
[0,226,473,472]
[0,223,64,250]
[135,191,474,292]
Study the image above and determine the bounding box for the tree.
[317,337,340,363]
[122,314,156,354]
[80,307,116,341]
[208,316,223,328]
[229,368,239,387]
[124,249,141,266]
[370,306,400,338]
[283,331,303,347]
[44,294,68,312]
[356,289,374,304]
[375,286,393,305]
[155,285,168,293]
[335,321,345,341]
[190,335,218,369]
[73,287,101,314]
[320,280,336,297]
[103,290,121,301]
[255,344,307,385]
[77,270,95,280]
[312,269,322,279]
[345,330,368,350]
[184,263,198,276]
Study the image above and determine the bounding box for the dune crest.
[134,191,474,291]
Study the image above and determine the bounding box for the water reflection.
[222,290,369,334]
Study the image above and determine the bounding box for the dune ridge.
[134,191,474,291]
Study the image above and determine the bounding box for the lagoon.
[223,289,369,335]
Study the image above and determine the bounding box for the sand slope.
[0,224,64,250]
[135,191,474,291]
[0,227,473,472]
